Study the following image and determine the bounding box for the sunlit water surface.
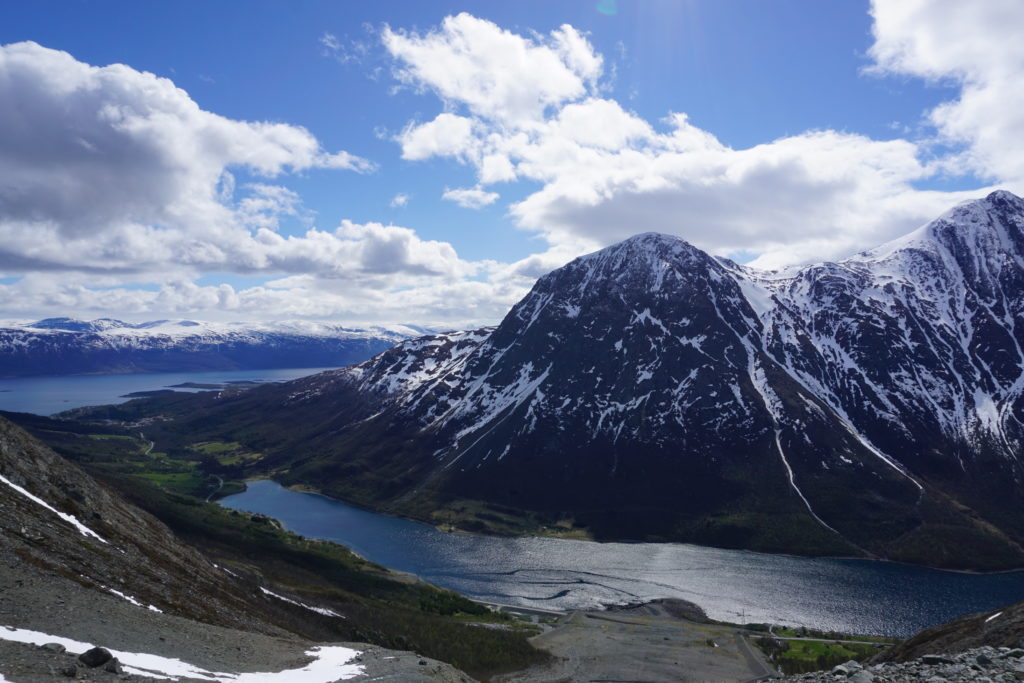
[222,479,1024,636]
[0,368,336,416]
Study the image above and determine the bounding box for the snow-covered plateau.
[0,318,426,377]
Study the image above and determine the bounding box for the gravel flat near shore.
[496,600,774,683]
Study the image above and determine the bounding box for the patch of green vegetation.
[191,441,243,455]
[419,591,490,617]
[184,441,264,477]
[427,498,592,540]
[217,452,263,466]
[134,471,206,490]
[88,433,134,440]
[753,636,885,675]
[218,480,246,497]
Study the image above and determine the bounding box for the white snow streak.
[771,428,841,535]
[0,625,364,681]
[103,587,162,613]
[259,587,344,618]
[0,474,107,543]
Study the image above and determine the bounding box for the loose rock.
[78,646,113,667]
[779,646,1024,682]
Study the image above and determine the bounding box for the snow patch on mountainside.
[0,626,364,681]
[0,474,107,543]
[318,192,1024,515]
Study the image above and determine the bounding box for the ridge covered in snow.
[257,190,1024,564]
[0,318,430,377]
[341,191,1024,465]
[2,317,431,340]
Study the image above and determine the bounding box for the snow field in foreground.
[0,625,364,681]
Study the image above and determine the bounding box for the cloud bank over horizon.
[2,1,1023,325]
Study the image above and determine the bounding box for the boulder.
[78,646,113,667]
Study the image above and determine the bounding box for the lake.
[0,367,337,416]
[222,479,1024,637]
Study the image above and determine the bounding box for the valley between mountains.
[69,190,1024,571]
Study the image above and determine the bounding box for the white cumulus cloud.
[0,42,372,243]
[382,12,1007,270]
[383,13,601,125]
[441,186,499,209]
[0,41,519,325]
[869,0,1024,184]
[0,42,491,285]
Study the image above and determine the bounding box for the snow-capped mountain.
[110,191,1024,568]
[0,318,426,376]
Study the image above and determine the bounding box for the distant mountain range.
[0,318,430,376]
[79,191,1024,569]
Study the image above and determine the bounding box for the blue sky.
[0,1,1018,325]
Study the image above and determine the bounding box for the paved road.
[138,431,154,456]
[768,626,892,647]
[206,475,224,502]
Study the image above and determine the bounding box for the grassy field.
[191,440,244,454]
[427,497,593,539]
[133,470,206,489]
[754,634,890,674]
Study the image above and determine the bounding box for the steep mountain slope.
[0,318,424,376]
[0,415,281,633]
[0,414,549,680]
[84,191,1024,568]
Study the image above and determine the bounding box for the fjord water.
[223,479,1024,637]
[0,368,336,416]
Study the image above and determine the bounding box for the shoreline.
[215,478,1024,640]
[226,476,1024,577]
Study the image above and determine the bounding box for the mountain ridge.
[72,191,1024,569]
[0,318,431,377]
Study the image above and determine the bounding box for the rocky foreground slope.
[0,415,497,680]
[0,318,422,377]
[113,191,1024,569]
[780,596,1024,681]
[782,647,1024,682]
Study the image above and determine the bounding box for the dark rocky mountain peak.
[130,191,1024,569]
